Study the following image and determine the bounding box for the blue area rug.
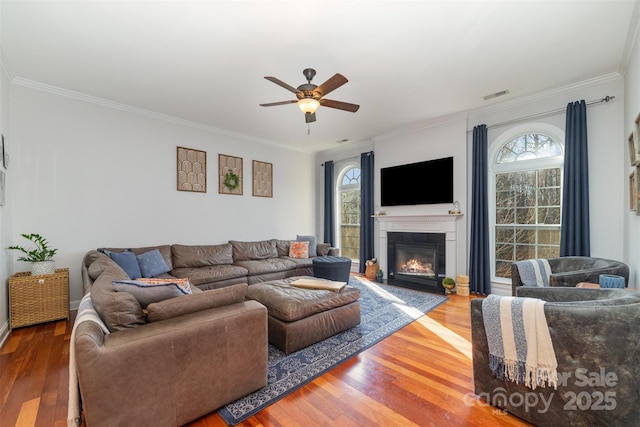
[217,276,448,425]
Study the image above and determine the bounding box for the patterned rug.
[217,276,448,425]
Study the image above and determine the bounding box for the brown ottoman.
[246,276,361,354]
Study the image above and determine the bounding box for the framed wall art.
[1,134,7,169]
[177,146,207,192]
[629,130,639,166]
[252,160,273,198]
[219,154,243,195]
[630,169,637,211]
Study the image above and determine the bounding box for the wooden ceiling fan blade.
[305,112,316,123]
[320,99,360,113]
[259,100,297,107]
[315,73,348,97]
[264,76,299,94]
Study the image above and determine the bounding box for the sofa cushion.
[316,243,330,257]
[296,235,318,257]
[230,239,277,261]
[171,243,233,268]
[101,245,174,270]
[281,256,314,268]
[275,240,291,257]
[112,278,192,308]
[87,252,147,332]
[146,283,248,322]
[171,264,249,286]
[234,258,297,276]
[105,250,142,279]
[289,241,309,259]
[136,249,172,278]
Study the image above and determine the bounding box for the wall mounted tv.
[381,156,453,206]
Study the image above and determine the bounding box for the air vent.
[483,90,510,101]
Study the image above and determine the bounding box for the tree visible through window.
[339,166,360,261]
[493,133,563,278]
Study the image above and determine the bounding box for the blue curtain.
[560,100,590,256]
[360,152,375,273]
[323,161,335,246]
[469,124,491,295]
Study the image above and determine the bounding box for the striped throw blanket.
[68,293,110,427]
[515,259,552,287]
[482,295,558,389]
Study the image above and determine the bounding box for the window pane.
[496,243,513,260]
[496,208,515,224]
[495,261,512,279]
[538,207,560,225]
[516,207,536,224]
[538,229,560,245]
[495,227,514,243]
[496,133,562,164]
[515,229,536,244]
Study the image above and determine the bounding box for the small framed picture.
[1,134,7,169]
[629,131,639,166]
[630,169,637,211]
[636,165,640,216]
[219,154,243,195]
[177,146,207,192]
[252,160,273,198]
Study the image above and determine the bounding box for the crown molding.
[372,111,469,142]
[10,77,311,154]
[467,72,623,122]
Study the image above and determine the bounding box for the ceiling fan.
[259,68,360,124]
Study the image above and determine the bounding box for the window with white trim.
[492,132,564,279]
[338,166,361,261]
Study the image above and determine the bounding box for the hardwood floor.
[0,285,532,427]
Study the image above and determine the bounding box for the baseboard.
[70,299,80,311]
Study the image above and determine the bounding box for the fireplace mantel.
[374,214,462,280]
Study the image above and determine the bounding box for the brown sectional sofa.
[73,238,338,427]
[98,239,338,290]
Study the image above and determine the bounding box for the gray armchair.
[511,256,629,295]
[471,287,640,426]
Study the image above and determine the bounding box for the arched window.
[338,165,361,261]
[491,127,564,279]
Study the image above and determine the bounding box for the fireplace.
[387,232,446,294]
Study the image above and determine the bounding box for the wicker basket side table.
[9,268,69,330]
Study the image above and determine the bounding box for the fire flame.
[399,259,434,274]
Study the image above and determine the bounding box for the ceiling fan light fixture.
[297,98,320,114]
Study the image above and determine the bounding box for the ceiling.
[1,1,637,153]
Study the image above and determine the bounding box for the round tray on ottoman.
[312,256,352,283]
[246,276,361,354]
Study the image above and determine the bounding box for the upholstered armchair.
[471,287,640,426]
[511,256,629,295]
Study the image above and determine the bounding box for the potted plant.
[8,233,58,276]
[442,277,456,295]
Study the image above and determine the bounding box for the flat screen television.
[381,156,453,206]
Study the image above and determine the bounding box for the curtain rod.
[468,95,615,133]
[321,154,360,166]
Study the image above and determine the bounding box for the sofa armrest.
[74,300,268,427]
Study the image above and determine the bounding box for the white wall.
[360,116,468,278]
[0,49,10,343]
[624,9,640,291]
[469,75,625,293]
[8,84,316,308]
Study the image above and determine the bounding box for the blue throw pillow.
[107,250,142,279]
[136,249,171,278]
[297,235,318,257]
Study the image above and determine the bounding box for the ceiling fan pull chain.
[307,124,311,135]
